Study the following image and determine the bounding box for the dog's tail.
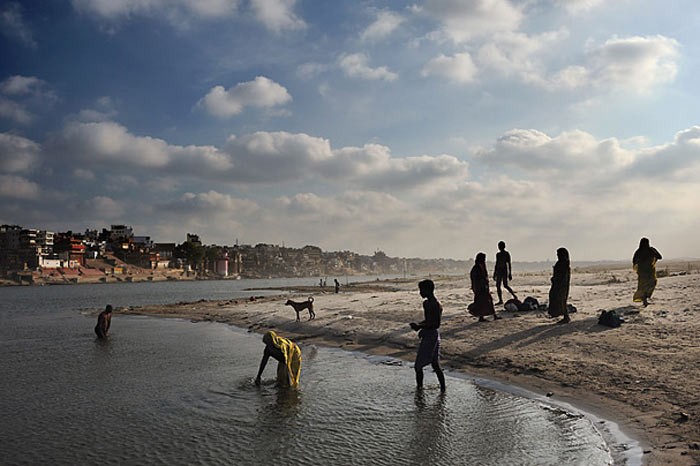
[308,296,314,303]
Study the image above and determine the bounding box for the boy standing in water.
[409,279,446,392]
[494,241,518,305]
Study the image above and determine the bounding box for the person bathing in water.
[95,305,113,339]
[409,279,446,393]
[255,330,302,388]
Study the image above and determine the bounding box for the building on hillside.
[54,233,86,267]
[110,225,133,242]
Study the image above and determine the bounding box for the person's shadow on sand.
[461,316,616,359]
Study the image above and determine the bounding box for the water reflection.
[410,389,448,465]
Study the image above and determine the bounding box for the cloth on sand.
[415,328,440,370]
[265,330,302,388]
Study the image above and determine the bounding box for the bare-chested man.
[95,305,113,339]
[494,241,518,305]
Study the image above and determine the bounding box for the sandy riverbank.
[120,265,700,465]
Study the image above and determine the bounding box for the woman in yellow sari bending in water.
[255,331,302,388]
[633,237,663,307]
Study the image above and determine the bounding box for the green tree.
[176,241,205,273]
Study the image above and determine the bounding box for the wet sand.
[121,264,700,465]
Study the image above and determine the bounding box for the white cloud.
[587,35,680,93]
[0,76,57,125]
[0,76,44,96]
[422,52,478,83]
[361,10,405,42]
[338,53,398,81]
[171,191,259,214]
[48,121,233,179]
[250,0,305,32]
[0,132,41,173]
[223,131,333,181]
[0,2,36,47]
[0,175,40,199]
[75,196,125,218]
[71,0,239,22]
[73,168,95,180]
[198,76,292,118]
[554,0,605,14]
[476,128,634,179]
[476,30,568,84]
[623,126,700,180]
[0,97,33,124]
[297,62,331,80]
[416,0,523,43]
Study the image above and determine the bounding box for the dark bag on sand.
[598,310,623,328]
[520,296,539,311]
[504,298,521,312]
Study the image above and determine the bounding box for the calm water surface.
[0,280,626,465]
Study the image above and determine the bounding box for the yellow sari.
[265,331,302,388]
[633,257,658,302]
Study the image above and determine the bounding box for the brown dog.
[285,297,315,321]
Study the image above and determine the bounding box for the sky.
[1,0,699,262]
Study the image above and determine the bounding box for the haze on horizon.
[1,1,699,262]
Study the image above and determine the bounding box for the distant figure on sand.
[255,330,302,388]
[468,253,500,322]
[409,279,446,392]
[493,241,518,305]
[94,305,113,339]
[548,248,571,324]
[633,238,663,307]
[334,278,340,293]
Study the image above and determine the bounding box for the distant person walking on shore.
[493,241,518,305]
[255,330,302,388]
[334,278,340,293]
[409,279,446,392]
[468,253,500,322]
[633,238,663,307]
[94,305,113,339]
[548,248,571,324]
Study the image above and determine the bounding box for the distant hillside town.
[0,224,469,285]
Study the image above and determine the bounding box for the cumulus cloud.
[75,196,125,218]
[47,121,233,178]
[361,10,405,41]
[168,190,259,214]
[0,97,33,124]
[338,53,398,81]
[0,132,41,173]
[554,0,605,14]
[0,174,40,199]
[250,0,305,32]
[223,131,333,181]
[198,76,292,118]
[422,52,478,83]
[587,35,680,93]
[476,30,568,83]
[0,2,36,47]
[415,0,523,43]
[0,76,57,125]
[475,128,634,179]
[623,126,700,180]
[71,0,239,23]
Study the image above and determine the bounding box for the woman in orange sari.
[633,238,662,307]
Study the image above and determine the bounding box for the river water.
[0,279,637,465]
